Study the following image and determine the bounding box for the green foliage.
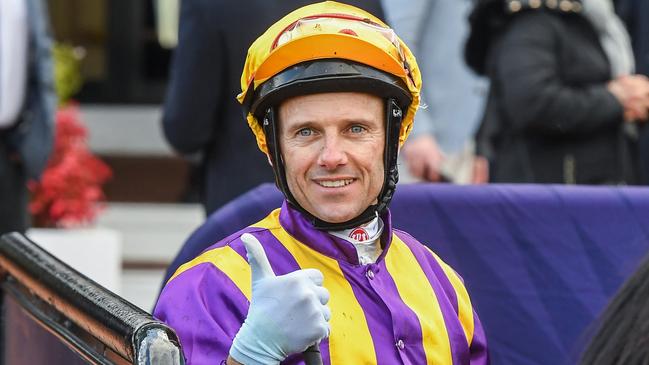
[53,43,84,105]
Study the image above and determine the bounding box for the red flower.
[29,103,113,228]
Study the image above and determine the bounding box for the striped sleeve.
[423,247,489,364]
[469,308,489,364]
[393,230,489,364]
[154,245,252,365]
[425,247,475,345]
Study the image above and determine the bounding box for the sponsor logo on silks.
[349,228,369,242]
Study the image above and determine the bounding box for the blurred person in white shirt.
[0,0,56,234]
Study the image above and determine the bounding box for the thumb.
[241,233,275,282]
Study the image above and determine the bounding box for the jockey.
[155,2,489,364]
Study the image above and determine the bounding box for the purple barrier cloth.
[161,183,649,364]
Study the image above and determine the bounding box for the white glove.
[229,233,331,365]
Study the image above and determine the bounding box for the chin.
[312,205,362,224]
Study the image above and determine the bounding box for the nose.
[317,135,347,170]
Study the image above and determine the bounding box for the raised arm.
[228,234,330,365]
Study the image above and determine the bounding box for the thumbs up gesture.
[229,234,331,365]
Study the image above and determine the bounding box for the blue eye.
[350,125,365,133]
[298,128,312,137]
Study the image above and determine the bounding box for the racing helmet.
[237,1,422,230]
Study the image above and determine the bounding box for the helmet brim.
[247,60,412,119]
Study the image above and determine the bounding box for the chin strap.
[262,99,403,230]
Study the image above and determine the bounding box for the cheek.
[371,141,386,176]
[283,149,310,182]
[362,144,385,188]
[371,159,385,187]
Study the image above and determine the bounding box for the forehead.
[278,92,384,127]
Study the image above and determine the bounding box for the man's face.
[278,92,385,224]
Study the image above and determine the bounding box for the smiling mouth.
[316,179,354,188]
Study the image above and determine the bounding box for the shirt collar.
[278,200,394,265]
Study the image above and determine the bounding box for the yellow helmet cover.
[237,1,422,155]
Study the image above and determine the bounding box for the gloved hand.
[229,233,331,365]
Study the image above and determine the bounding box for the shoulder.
[166,208,283,285]
[167,228,263,283]
[502,10,564,40]
[392,229,442,271]
[510,8,563,24]
[507,8,592,36]
[154,229,256,323]
[392,229,436,259]
[391,229,464,284]
[490,9,566,69]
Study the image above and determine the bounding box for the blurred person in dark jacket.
[465,0,649,184]
[162,0,385,215]
[0,0,56,234]
[616,0,649,182]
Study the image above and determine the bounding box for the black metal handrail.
[0,232,184,364]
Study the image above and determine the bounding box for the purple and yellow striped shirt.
[154,202,489,364]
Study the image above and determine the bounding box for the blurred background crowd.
[1,0,649,308]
